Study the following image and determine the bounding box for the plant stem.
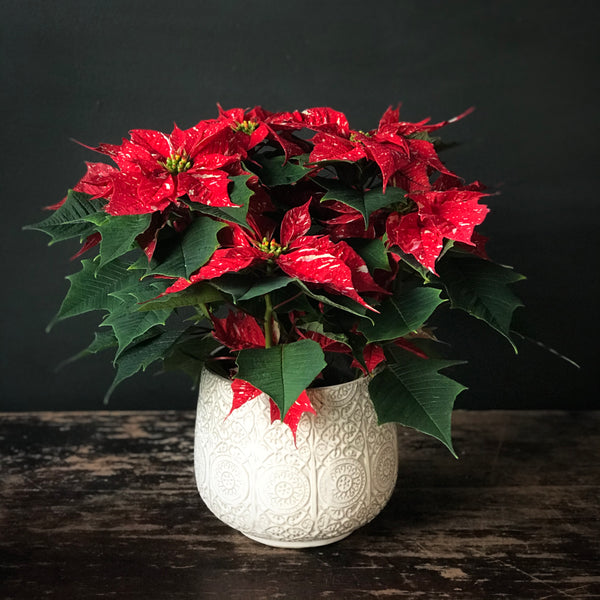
[198,302,211,320]
[273,291,303,311]
[264,293,273,349]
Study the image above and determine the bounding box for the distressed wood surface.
[0,410,598,599]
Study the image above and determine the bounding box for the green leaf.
[211,273,294,302]
[393,249,432,282]
[128,252,155,272]
[105,325,188,402]
[80,329,119,354]
[437,256,525,351]
[138,282,225,311]
[163,333,221,383]
[249,154,311,187]
[102,308,169,355]
[236,340,326,419]
[102,281,171,356]
[359,287,445,342]
[24,190,107,244]
[56,329,118,371]
[186,175,253,227]
[97,213,152,267]
[147,216,225,279]
[49,259,142,329]
[108,279,170,305]
[296,321,351,348]
[294,280,374,322]
[321,181,405,227]
[369,347,466,456]
[228,174,255,207]
[351,238,391,272]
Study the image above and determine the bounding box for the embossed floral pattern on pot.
[194,367,398,548]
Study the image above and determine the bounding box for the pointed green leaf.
[108,279,169,306]
[163,333,221,383]
[249,154,311,187]
[128,252,155,272]
[80,329,119,354]
[369,347,466,456]
[102,307,168,359]
[97,213,152,267]
[148,216,225,279]
[351,238,391,272]
[437,256,525,351]
[228,174,255,207]
[138,282,225,311]
[102,281,171,356]
[393,249,432,282]
[56,329,118,371]
[294,280,374,322]
[359,287,445,342]
[24,190,107,244]
[210,273,294,302]
[321,182,406,226]
[186,175,253,227]
[236,340,326,419]
[50,259,142,329]
[105,325,188,402]
[296,321,351,348]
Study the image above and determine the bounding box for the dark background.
[2,0,598,411]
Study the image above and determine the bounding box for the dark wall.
[2,0,598,410]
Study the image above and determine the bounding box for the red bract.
[393,338,429,359]
[352,343,386,374]
[293,328,387,377]
[162,201,384,311]
[377,105,475,137]
[321,201,380,241]
[386,184,490,273]
[74,125,241,215]
[194,105,306,161]
[212,311,266,350]
[294,328,352,354]
[70,232,101,260]
[48,162,120,211]
[303,106,464,192]
[271,391,316,444]
[230,380,316,442]
[73,162,119,201]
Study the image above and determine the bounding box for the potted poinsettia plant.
[27,104,525,546]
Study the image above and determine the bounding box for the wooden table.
[1,411,598,599]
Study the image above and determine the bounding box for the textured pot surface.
[194,368,398,548]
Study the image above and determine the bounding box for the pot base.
[243,531,352,549]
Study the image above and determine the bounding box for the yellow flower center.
[232,120,259,135]
[349,130,371,143]
[258,237,283,258]
[163,151,192,174]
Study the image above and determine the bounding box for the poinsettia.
[74,124,241,216]
[193,105,306,161]
[303,105,468,192]
[386,180,490,273]
[161,200,385,311]
[28,102,533,455]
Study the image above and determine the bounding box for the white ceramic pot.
[194,367,398,548]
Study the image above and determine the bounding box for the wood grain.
[1,411,598,599]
